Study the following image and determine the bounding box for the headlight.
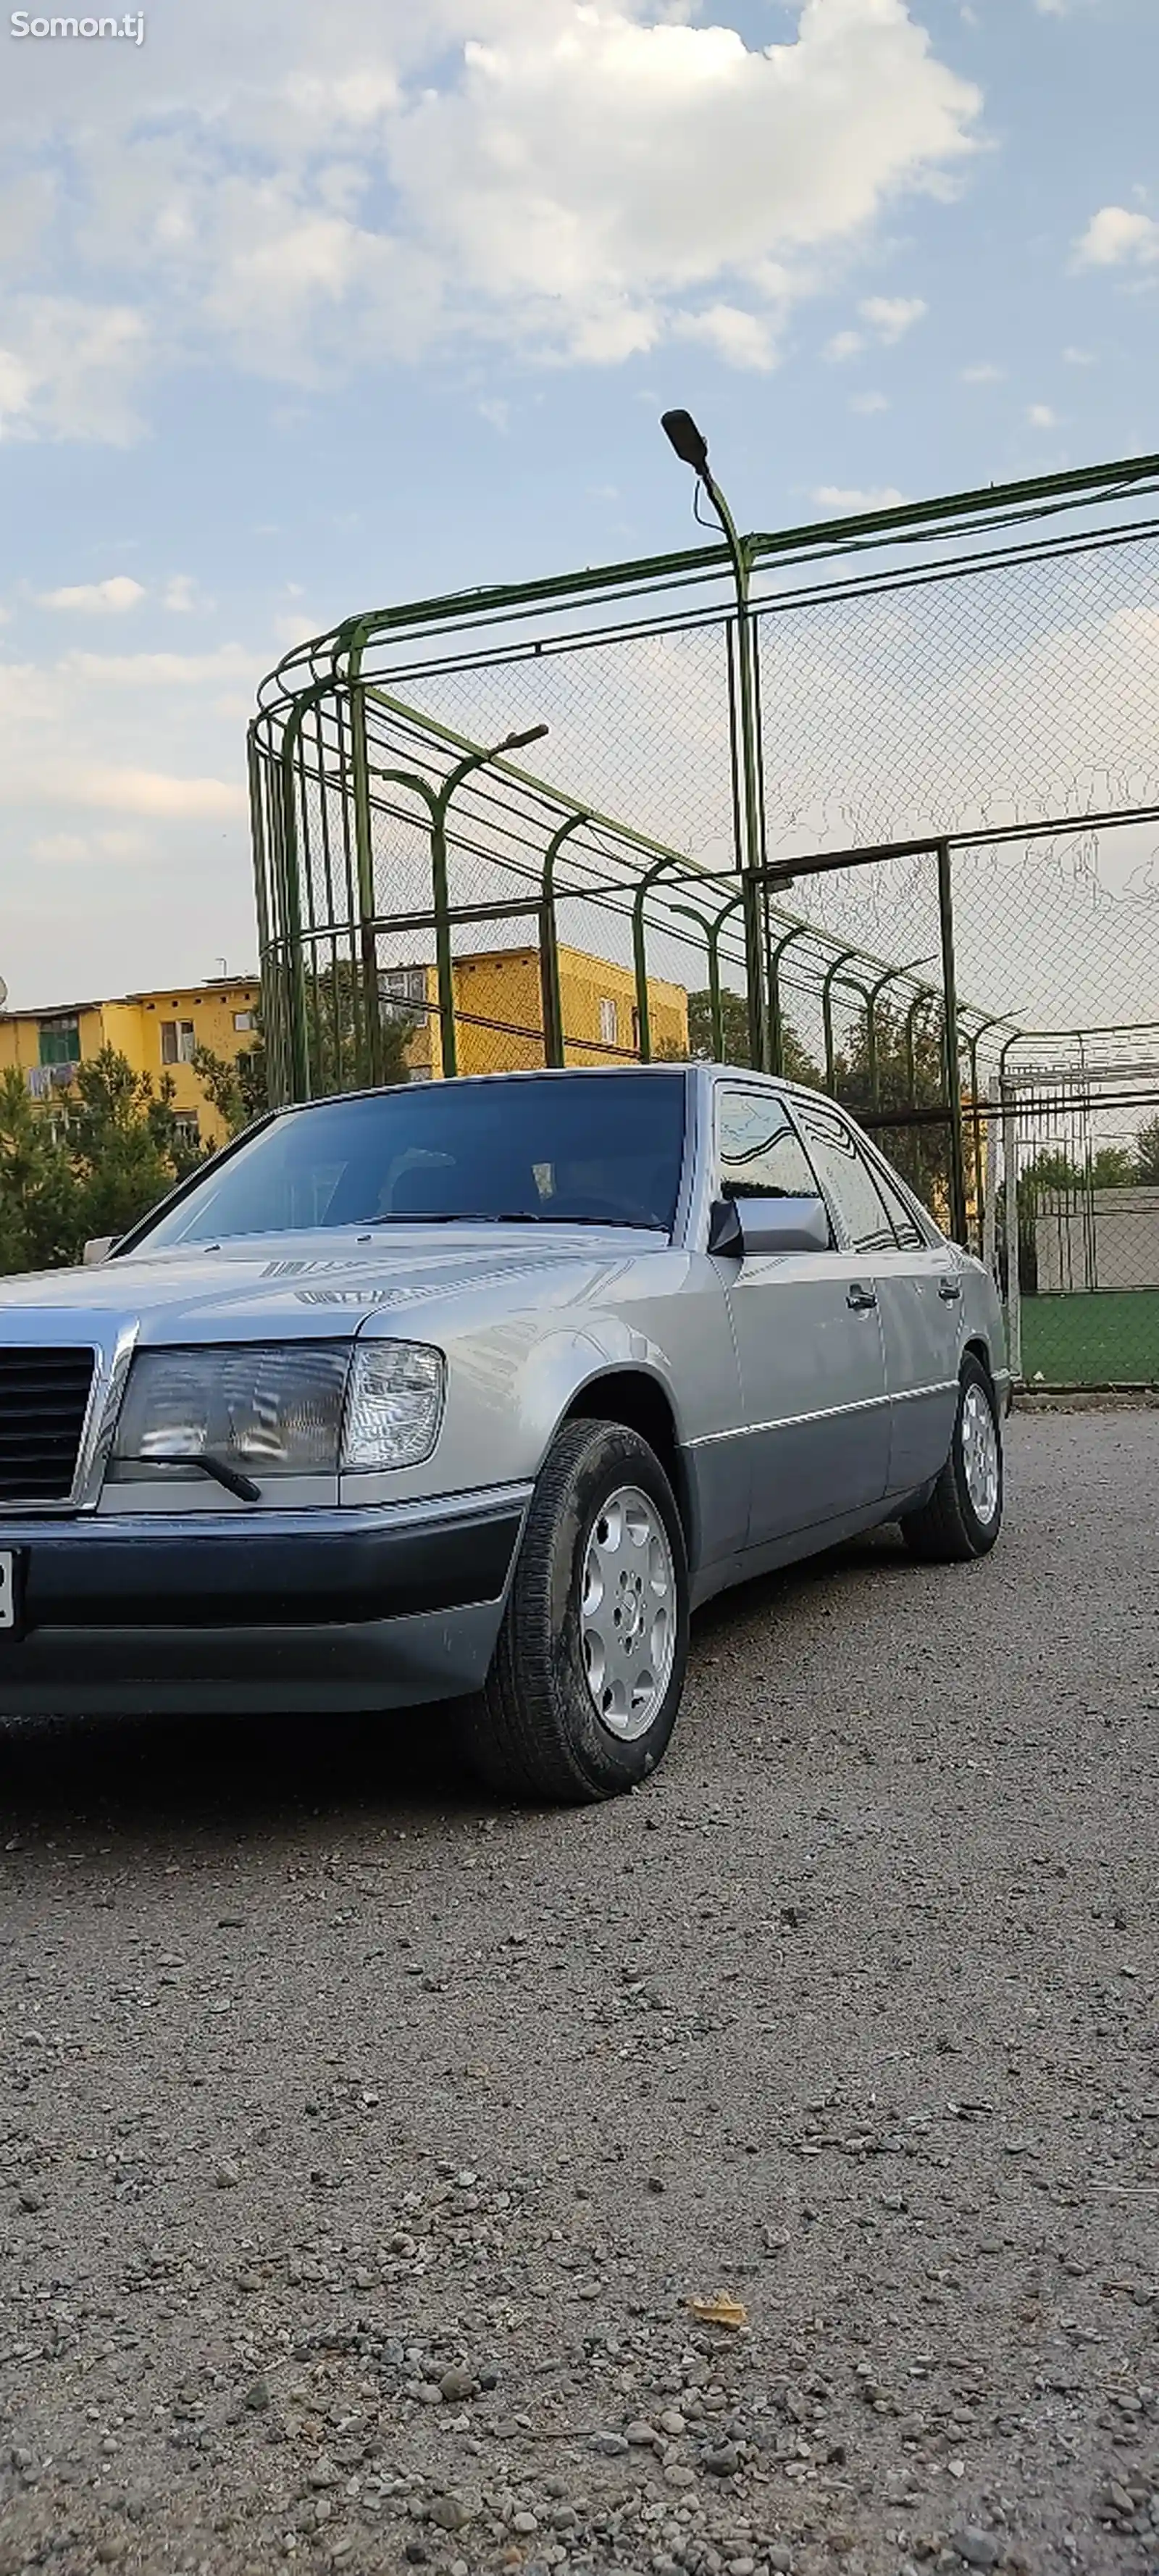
[113,1344,351,1477]
[111,1339,445,1483]
[342,1341,445,1471]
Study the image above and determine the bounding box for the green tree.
[191,1038,269,1139]
[1136,1116,1159,1186]
[0,1069,82,1272]
[682,986,820,1083]
[65,1049,183,1249]
[832,998,951,1214]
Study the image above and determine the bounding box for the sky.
[1,0,1157,1010]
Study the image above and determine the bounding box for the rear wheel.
[457,1418,690,1804]
[900,1353,1003,1563]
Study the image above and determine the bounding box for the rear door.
[714,1085,891,1548]
[860,1150,963,1494]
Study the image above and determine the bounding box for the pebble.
[665,2464,697,2489]
[950,2532,1003,2569]
[439,2367,477,2403]
[591,2433,630,2456]
[243,2379,270,2412]
[705,2444,740,2476]
[214,2159,240,2190]
[17,2187,44,2214]
[430,2496,472,2533]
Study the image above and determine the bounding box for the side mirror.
[83,1235,118,1266]
[708,1194,831,1259]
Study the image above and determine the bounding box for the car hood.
[0,1225,666,1343]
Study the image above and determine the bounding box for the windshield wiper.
[144,1452,261,1503]
[369,1211,664,1230]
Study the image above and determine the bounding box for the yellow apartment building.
[0,976,261,1151]
[0,945,689,1142]
[398,943,689,1077]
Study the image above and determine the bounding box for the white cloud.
[1027,402,1058,428]
[0,0,982,420]
[858,293,926,341]
[1075,205,1159,270]
[825,329,865,362]
[31,827,148,867]
[1062,344,1094,365]
[961,359,1003,383]
[73,768,247,820]
[811,483,907,512]
[675,303,778,370]
[850,388,888,413]
[0,300,148,443]
[38,576,146,614]
[163,576,200,614]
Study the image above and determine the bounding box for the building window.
[598,996,618,1049]
[380,965,428,1023]
[38,1016,80,1067]
[161,1020,196,1065]
[233,1011,255,1033]
[172,1113,201,1150]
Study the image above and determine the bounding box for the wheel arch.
[963,1334,996,1385]
[559,1367,691,1548]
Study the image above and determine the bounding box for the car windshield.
[133,1072,688,1249]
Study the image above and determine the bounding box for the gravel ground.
[0,1409,1156,2576]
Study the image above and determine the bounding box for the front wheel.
[900,1354,1003,1563]
[456,1419,690,1803]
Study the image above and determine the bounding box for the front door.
[714,1086,891,1550]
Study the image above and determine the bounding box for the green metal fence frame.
[250,449,1159,1259]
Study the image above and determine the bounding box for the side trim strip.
[689,1391,891,1449]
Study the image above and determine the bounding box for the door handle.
[846,1283,878,1312]
[938,1277,963,1302]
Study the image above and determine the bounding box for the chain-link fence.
[251,451,1159,1387]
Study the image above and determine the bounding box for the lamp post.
[373,725,548,1079]
[661,410,767,1071]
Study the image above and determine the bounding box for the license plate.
[0,1551,18,1633]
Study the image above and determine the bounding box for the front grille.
[0,1346,96,1504]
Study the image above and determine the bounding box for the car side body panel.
[0,1062,1008,1717]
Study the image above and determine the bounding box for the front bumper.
[0,1485,529,1717]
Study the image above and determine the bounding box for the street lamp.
[661,410,768,1070]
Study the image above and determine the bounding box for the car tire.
[900,1352,1003,1564]
[456,1418,690,1804]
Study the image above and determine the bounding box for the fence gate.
[997,1046,1159,1388]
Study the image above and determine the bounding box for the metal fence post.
[937,840,968,1247]
[1001,1078,1023,1383]
[540,813,587,1066]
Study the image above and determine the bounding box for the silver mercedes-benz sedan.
[0,1064,1007,1801]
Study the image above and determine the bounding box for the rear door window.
[790,1101,900,1254]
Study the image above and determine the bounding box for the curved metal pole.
[966,1014,1008,1251]
[821,948,861,1096]
[667,903,717,1059]
[905,987,937,1106]
[768,922,813,1077]
[539,812,589,1066]
[632,854,696,1061]
[698,472,766,1068]
[375,725,547,1079]
[865,954,935,1110]
[705,892,746,1061]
